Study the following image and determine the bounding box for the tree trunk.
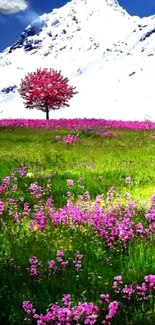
[46,105,49,120]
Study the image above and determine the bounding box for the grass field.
[0,121,154,325]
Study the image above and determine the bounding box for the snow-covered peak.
[0,0,132,68]
[1,0,155,121]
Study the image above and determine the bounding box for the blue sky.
[0,0,155,52]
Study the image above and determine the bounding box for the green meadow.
[1,127,155,201]
[0,126,154,325]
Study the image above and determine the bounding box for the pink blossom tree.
[18,68,78,120]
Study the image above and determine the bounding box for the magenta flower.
[145,275,155,283]
[105,301,119,320]
[62,294,71,308]
[48,260,56,271]
[29,257,38,265]
[22,301,36,315]
[122,285,134,300]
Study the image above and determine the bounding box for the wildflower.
[57,250,64,257]
[29,257,39,276]
[48,260,56,271]
[0,200,5,216]
[114,275,122,282]
[22,301,36,315]
[99,294,110,304]
[12,184,18,192]
[122,285,134,300]
[18,167,27,177]
[29,257,38,265]
[125,176,131,184]
[73,253,83,271]
[144,275,155,288]
[62,294,71,307]
[105,301,119,320]
[51,171,57,177]
[67,179,74,186]
[79,185,85,190]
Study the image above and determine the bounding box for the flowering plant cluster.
[0,163,154,325]
[56,133,80,145]
[113,275,155,301]
[0,168,154,249]
[98,131,118,137]
[28,251,83,279]
[0,118,155,130]
[22,294,119,325]
[22,273,155,325]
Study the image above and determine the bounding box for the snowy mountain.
[0,0,155,120]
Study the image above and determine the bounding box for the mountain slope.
[0,0,155,120]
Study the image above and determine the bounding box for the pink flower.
[12,184,18,192]
[67,179,74,186]
[144,275,155,284]
[114,275,122,282]
[29,257,38,264]
[57,250,64,257]
[99,294,110,304]
[125,176,131,184]
[105,301,119,320]
[56,135,61,140]
[48,260,56,271]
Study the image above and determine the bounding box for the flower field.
[0,119,154,325]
